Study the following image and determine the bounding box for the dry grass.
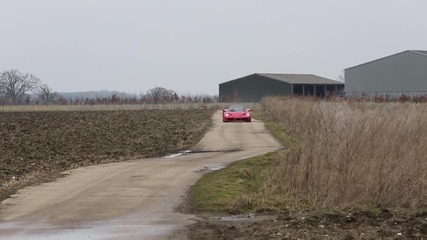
[0,102,259,112]
[257,97,427,210]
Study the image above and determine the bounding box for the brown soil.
[0,109,213,201]
[187,209,427,239]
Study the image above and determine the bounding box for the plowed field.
[0,109,213,201]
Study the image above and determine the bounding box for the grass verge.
[189,152,278,213]
[252,110,293,148]
[187,111,290,213]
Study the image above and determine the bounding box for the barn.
[345,50,427,97]
[219,73,344,102]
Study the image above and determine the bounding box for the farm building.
[219,73,344,102]
[345,50,427,97]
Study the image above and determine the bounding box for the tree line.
[0,69,218,105]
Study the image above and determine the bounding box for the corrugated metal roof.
[412,50,427,56]
[346,50,427,70]
[256,73,343,85]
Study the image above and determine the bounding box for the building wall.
[219,74,291,102]
[345,51,427,96]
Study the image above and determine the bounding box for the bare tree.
[138,90,144,99]
[38,84,58,104]
[145,87,177,103]
[0,69,41,104]
[337,72,345,83]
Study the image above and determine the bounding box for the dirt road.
[0,111,282,240]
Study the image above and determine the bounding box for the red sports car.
[222,106,252,122]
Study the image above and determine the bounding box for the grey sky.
[1,0,426,95]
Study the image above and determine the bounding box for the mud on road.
[0,109,213,201]
[188,209,427,239]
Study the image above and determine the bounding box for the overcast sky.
[1,0,426,95]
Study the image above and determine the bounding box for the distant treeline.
[0,87,218,106]
[0,69,218,105]
[53,89,219,105]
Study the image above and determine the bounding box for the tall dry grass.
[258,97,427,209]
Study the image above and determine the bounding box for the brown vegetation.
[257,97,427,209]
[0,109,214,201]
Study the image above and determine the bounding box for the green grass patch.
[189,151,278,213]
[253,110,294,147]
[188,110,292,213]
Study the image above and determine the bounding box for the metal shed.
[345,50,427,97]
[219,73,344,102]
